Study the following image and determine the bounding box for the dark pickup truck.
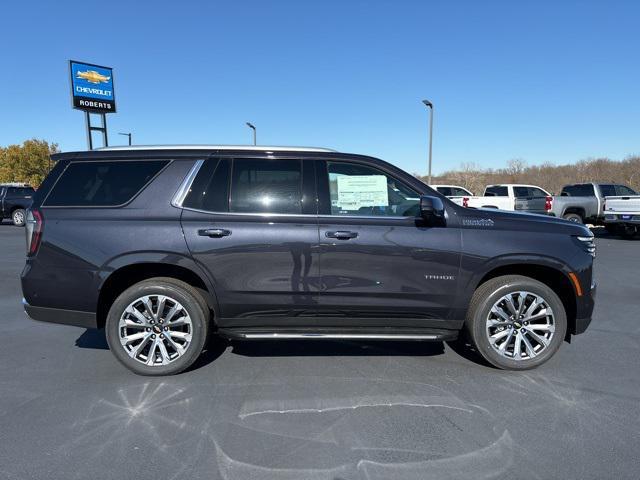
[0,185,35,226]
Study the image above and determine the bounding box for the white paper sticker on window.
[336,175,389,210]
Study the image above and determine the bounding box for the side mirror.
[420,195,445,225]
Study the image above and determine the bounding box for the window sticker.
[336,175,389,210]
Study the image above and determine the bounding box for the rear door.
[315,158,461,327]
[0,187,5,216]
[513,186,549,214]
[180,156,320,326]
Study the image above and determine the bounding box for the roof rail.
[96,144,337,153]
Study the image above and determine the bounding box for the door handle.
[325,230,358,240]
[199,228,232,238]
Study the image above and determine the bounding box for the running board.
[217,328,458,342]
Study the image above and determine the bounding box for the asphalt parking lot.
[0,222,638,479]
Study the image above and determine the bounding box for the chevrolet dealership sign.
[69,60,116,113]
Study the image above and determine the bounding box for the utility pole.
[422,100,434,184]
[246,122,256,145]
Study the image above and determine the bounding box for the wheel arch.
[472,263,577,339]
[97,261,219,329]
[562,207,586,219]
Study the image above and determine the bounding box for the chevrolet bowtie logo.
[76,70,111,84]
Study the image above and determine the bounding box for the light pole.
[422,100,434,184]
[118,132,132,146]
[246,122,256,146]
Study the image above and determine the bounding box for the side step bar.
[218,328,458,342]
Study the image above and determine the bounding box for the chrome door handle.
[199,228,231,238]
[325,231,358,240]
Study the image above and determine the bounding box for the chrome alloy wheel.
[119,295,193,366]
[13,210,25,225]
[485,291,555,360]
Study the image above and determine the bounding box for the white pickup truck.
[431,184,473,200]
[453,184,552,215]
[604,195,640,237]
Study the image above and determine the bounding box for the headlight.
[575,235,596,257]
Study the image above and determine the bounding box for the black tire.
[105,277,209,375]
[604,224,616,235]
[12,209,26,226]
[563,213,583,224]
[465,275,567,370]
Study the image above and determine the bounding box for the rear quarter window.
[44,160,169,207]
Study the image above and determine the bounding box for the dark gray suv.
[21,145,596,375]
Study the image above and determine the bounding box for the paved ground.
[0,221,638,479]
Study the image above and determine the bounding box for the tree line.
[0,139,59,187]
[420,156,640,195]
[1,139,638,195]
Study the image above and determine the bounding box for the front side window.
[44,160,168,207]
[326,162,420,217]
[436,187,452,196]
[616,185,637,196]
[230,159,302,214]
[485,186,508,197]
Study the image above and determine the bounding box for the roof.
[95,144,337,153]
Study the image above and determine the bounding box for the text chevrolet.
[21,146,596,375]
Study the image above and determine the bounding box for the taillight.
[462,197,469,208]
[545,196,553,211]
[26,209,44,256]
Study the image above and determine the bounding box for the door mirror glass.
[420,195,445,224]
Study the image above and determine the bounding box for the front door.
[180,156,319,327]
[316,159,461,328]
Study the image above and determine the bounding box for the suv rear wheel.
[12,209,26,226]
[105,278,209,375]
[465,275,567,370]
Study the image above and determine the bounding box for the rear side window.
[229,159,302,214]
[599,184,616,197]
[485,186,508,197]
[7,187,34,195]
[514,187,548,197]
[561,184,594,196]
[44,160,168,207]
[451,187,471,196]
[436,187,452,196]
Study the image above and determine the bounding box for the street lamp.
[118,132,132,146]
[422,100,434,185]
[246,122,256,146]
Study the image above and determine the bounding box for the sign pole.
[85,112,93,150]
[101,113,109,147]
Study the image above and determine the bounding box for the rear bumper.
[22,298,97,329]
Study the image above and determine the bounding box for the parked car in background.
[21,145,595,375]
[604,194,640,237]
[548,183,637,225]
[0,184,35,226]
[431,184,474,199]
[454,184,552,215]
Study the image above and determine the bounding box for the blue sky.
[1,0,638,174]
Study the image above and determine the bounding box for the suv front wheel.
[105,278,209,375]
[465,275,567,370]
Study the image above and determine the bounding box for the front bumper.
[22,298,97,329]
[573,281,596,335]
